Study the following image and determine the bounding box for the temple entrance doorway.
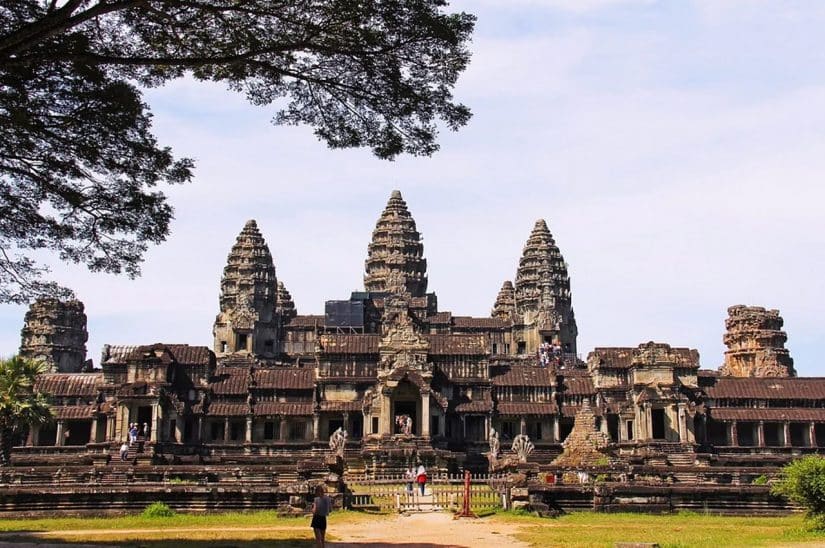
[651,408,666,440]
[392,381,419,435]
[136,405,152,437]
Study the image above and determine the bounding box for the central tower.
[364,190,427,297]
[213,220,279,358]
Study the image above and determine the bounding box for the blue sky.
[2,0,824,374]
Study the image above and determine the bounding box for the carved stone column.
[343,412,350,434]
[245,416,253,443]
[757,421,765,447]
[810,422,817,447]
[55,420,65,447]
[420,392,430,437]
[783,422,791,447]
[520,416,526,436]
[197,416,204,442]
[223,417,230,443]
[730,421,738,446]
[553,416,560,443]
[151,405,160,443]
[89,417,98,444]
[312,413,320,441]
[438,414,445,438]
[484,415,490,440]
[279,418,289,441]
[380,388,392,435]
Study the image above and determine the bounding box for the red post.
[456,469,477,518]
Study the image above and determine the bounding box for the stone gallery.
[9,190,824,513]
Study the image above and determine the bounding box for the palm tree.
[0,356,52,466]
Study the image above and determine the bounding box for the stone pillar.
[439,414,445,438]
[223,417,230,443]
[484,415,490,440]
[151,405,160,443]
[420,392,430,437]
[783,422,791,447]
[27,425,39,446]
[89,417,98,444]
[810,422,817,447]
[520,416,526,436]
[313,414,320,441]
[175,419,184,443]
[279,418,289,441]
[730,421,738,446]
[757,421,765,447]
[55,420,65,446]
[380,389,392,435]
[245,416,253,443]
[343,412,350,434]
[553,416,560,443]
[197,417,204,442]
[108,415,116,442]
[461,416,467,439]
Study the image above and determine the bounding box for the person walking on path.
[405,467,415,496]
[416,464,427,496]
[119,441,129,462]
[310,484,332,548]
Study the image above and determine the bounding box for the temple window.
[236,333,248,352]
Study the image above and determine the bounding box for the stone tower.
[491,280,516,321]
[513,219,577,354]
[719,305,795,378]
[364,190,427,297]
[19,298,88,372]
[213,220,279,358]
[275,281,297,322]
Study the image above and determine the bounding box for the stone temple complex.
[7,190,824,514]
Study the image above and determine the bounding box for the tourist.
[120,441,129,462]
[142,422,149,439]
[310,484,332,548]
[405,467,414,496]
[416,464,427,495]
[129,423,138,445]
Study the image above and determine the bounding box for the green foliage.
[141,502,175,518]
[0,1,475,302]
[772,456,825,525]
[752,474,769,485]
[0,356,51,466]
[595,455,610,466]
[594,473,610,483]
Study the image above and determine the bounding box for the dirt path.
[331,512,530,547]
[0,512,532,548]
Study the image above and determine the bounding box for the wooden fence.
[345,473,506,513]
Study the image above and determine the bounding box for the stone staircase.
[398,491,443,513]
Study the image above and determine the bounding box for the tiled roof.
[562,376,595,395]
[497,402,557,415]
[52,405,96,420]
[452,316,509,329]
[286,315,324,328]
[102,345,139,364]
[255,402,314,416]
[425,334,487,355]
[35,373,101,397]
[426,312,452,324]
[211,367,315,394]
[704,378,825,400]
[256,368,315,389]
[207,402,248,416]
[710,407,825,421]
[319,401,363,412]
[455,400,493,413]
[161,345,213,366]
[561,404,601,417]
[319,334,380,354]
[491,366,554,386]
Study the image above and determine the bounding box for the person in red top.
[416,464,427,495]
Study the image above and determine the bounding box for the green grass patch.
[491,511,825,547]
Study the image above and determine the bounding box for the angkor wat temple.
[9,190,823,514]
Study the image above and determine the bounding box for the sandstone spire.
[213,220,279,357]
[491,280,516,320]
[275,280,297,321]
[719,305,795,377]
[513,219,577,354]
[20,298,88,372]
[364,190,427,297]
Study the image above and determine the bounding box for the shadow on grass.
[0,534,455,547]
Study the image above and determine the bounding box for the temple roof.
[211,367,315,394]
[589,345,700,369]
[364,190,427,297]
[34,373,101,397]
[514,219,572,314]
[710,407,825,421]
[704,377,825,400]
[491,365,554,386]
[218,219,277,315]
[497,402,557,416]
